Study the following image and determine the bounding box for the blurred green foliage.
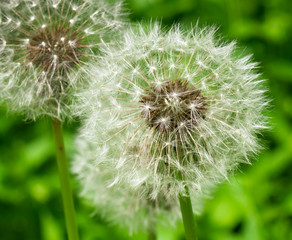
[1,0,292,239]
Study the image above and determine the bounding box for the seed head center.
[140,79,207,132]
[26,26,81,72]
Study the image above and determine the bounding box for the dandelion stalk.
[179,188,197,240]
[52,118,79,240]
[147,200,157,240]
[147,227,157,240]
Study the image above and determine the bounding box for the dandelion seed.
[0,0,125,120]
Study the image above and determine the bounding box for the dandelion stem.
[147,199,157,240]
[51,118,79,240]
[178,186,197,240]
[148,227,157,240]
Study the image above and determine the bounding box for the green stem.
[178,186,197,240]
[148,229,156,240]
[147,198,157,240]
[147,221,157,240]
[51,118,79,240]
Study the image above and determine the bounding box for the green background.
[1,0,292,239]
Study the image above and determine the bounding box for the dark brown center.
[140,79,207,132]
[26,26,81,73]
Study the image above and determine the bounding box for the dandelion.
[0,0,124,120]
[75,23,268,239]
[0,1,125,239]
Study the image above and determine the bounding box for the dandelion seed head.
[74,23,269,227]
[0,0,126,120]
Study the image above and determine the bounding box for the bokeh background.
[1,0,292,239]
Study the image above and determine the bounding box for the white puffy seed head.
[74,23,269,229]
[0,0,125,120]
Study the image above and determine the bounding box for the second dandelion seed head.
[0,0,125,120]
